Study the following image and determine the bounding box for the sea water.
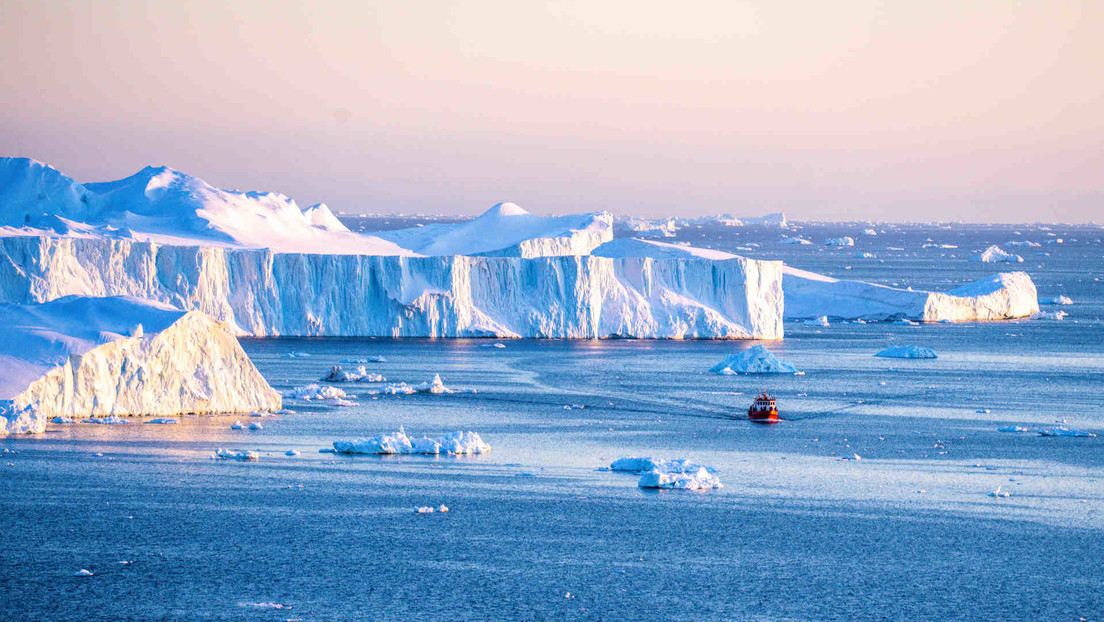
[1,222,1101,620]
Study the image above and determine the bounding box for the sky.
[2,0,1101,222]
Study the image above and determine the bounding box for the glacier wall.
[0,236,784,339]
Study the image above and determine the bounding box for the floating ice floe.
[284,352,311,358]
[875,346,937,359]
[479,343,507,348]
[214,448,259,461]
[49,416,76,424]
[248,422,263,431]
[825,237,855,246]
[342,355,386,363]
[610,457,716,474]
[230,421,244,430]
[365,374,462,395]
[144,418,178,424]
[283,384,352,401]
[1046,295,1073,305]
[332,429,490,455]
[638,467,723,490]
[974,245,1024,263]
[710,345,799,375]
[74,569,94,577]
[1037,427,1096,438]
[1031,310,1067,321]
[82,416,129,425]
[319,365,385,383]
[998,426,1030,433]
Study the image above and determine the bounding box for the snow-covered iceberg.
[0,296,281,435]
[375,202,613,258]
[710,345,798,374]
[875,346,937,359]
[0,236,784,339]
[782,267,1039,322]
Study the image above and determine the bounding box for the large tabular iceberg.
[0,236,785,339]
[0,296,281,435]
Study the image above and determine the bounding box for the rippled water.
[1,223,1102,621]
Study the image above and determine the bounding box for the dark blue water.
[1,222,1102,621]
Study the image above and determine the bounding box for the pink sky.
[3,1,1101,221]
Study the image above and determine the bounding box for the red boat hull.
[748,409,779,424]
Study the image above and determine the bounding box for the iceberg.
[375,202,613,258]
[1036,427,1096,438]
[974,245,1024,263]
[782,268,1038,322]
[0,296,281,435]
[367,374,456,395]
[710,344,798,374]
[1046,295,1073,305]
[825,237,855,246]
[638,467,723,490]
[609,457,715,474]
[282,384,350,401]
[332,429,490,455]
[214,448,259,461]
[0,235,784,339]
[875,346,937,359]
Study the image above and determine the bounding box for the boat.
[748,391,779,424]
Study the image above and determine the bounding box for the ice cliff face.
[0,296,281,435]
[783,267,1038,322]
[0,236,783,340]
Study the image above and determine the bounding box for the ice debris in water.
[1031,310,1067,321]
[1047,295,1073,305]
[610,457,722,491]
[284,352,311,358]
[248,422,263,431]
[230,421,244,430]
[320,365,385,383]
[710,345,798,375]
[804,316,830,327]
[342,355,386,363]
[891,318,919,326]
[875,345,937,359]
[283,384,352,401]
[285,450,300,456]
[974,245,1023,263]
[479,342,507,348]
[214,448,259,461]
[638,467,722,490]
[998,426,1030,433]
[610,457,716,474]
[145,418,178,424]
[82,416,129,425]
[49,416,76,424]
[988,486,1011,498]
[333,429,490,455]
[74,569,94,577]
[365,374,461,395]
[1037,427,1096,438]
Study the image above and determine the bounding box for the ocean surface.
[2,222,1102,621]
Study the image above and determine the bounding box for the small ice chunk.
[825,237,855,246]
[284,352,311,358]
[804,316,830,327]
[610,457,715,474]
[973,245,1024,263]
[248,422,263,431]
[998,426,1030,433]
[988,486,1011,498]
[214,448,259,461]
[333,429,490,455]
[74,569,94,577]
[438,505,449,512]
[1037,427,1096,438]
[145,418,178,424]
[283,384,351,401]
[49,416,77,424]
[875,346,937,359]
[416,506,435,514]
[367,374,455,395]
[285,450,300,456]
[638,467,722,490]
[82,416,129,425]
[230,421,244,430]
